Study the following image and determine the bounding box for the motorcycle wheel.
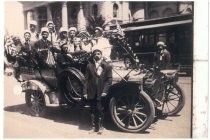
[109,91,155,133]
[162,84,185,116]
[25,90,46,117]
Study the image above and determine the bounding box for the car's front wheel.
[109,91,155,133]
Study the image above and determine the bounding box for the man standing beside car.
[83,49,112,134]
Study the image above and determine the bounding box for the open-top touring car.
[6,35,184,133]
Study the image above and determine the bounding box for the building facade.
[20,1,193,32]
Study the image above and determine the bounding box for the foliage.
[86,15,105,35]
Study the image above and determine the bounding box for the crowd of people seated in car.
[4,20,171,72]
[4,20,114,70]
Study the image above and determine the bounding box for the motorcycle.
[139,65,185,116]
[108,33,185,116]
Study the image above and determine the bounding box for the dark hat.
[41,27,49,34]
[92,49,102,54]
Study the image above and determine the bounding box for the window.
[158,33,166,43]
[149,10,159,19]
[92,4,98,17]
[113,3,119,18]
[148,34,155,45]
[163,8,173,17]
[38,6,47,31]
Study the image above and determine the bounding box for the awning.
[123,19,192,32]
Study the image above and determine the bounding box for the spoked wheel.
[109,91,155,133]
[25,90,46,117]
[162,84,185,116]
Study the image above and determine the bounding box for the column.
[46,4,52,21]
[34,8,39,31]
[62,2,68,28]
[24,11,27,30]
[77,2,86,30]
[120,2,123,21]
[27,11,33,29]
[102,2,112,22]
[122,2,130,22]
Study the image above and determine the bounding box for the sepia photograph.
[3,0,202,138]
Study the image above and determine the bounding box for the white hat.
[24,30,31,35]
[46,21,55,27]
[41,27,49,34]
[59,27,68,33]
[157,41,166,47]
[29,20,37,26]
[95,27,103,32]
[68,27,77,32]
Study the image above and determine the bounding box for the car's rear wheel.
[25,90,46,117]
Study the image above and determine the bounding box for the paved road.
[4,75,192,138]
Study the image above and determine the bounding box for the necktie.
[51,32,53,43]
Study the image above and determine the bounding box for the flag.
[115,19,125,38]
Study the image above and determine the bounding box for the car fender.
[108,81,140,99]
[58,67,85,84]
[21,80,51,105]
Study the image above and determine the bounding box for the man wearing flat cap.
[92,27,112,62]
[154,41,171,69]
[83,48,112,134]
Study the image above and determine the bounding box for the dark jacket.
[83,59,112,100]
[56,52,73,74]
[154,49,171,70]
[34,39,60,68]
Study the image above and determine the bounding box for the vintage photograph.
[4,1,193,138]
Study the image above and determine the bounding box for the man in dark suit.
[34,27,60,69]
[83,49,112,134]
[56,43,73,105]
[56,43,73,73]
[21,30,32,53]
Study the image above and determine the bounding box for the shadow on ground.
[4,104,121,132]
[4,104,172,134]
